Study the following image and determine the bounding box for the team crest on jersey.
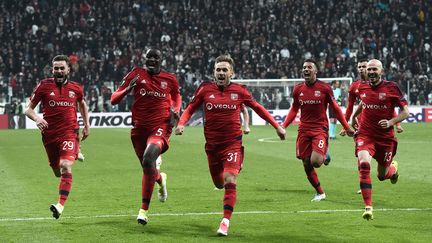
[69,91,75,98]
[379,93,386,100]
[314,91,321,97]
[231,93,238,100]
[50,92,55,96]
[161,81,167,89]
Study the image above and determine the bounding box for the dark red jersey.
[345,79,363,121]
[111,67,181,128]
[30,78,84,137]
[179,81,279,144]
[283,80,349,131]
[357,80,407,138]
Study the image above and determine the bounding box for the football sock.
[58,172,72,206]
[223,183,237,220]
[359,161,372,206]
[303,163,324,194]
[329,123,336,138]
[141,168,159,210]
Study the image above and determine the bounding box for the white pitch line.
[1,208,431,222]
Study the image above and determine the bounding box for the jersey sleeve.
[392,83,408,108]
[111,68,138,104]
[282,85,300,128]
[178,84,205,126]
[29,81,43,105]
[170,76,182,113]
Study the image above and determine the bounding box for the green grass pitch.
[1,123,432,242]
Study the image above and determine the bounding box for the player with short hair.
[111,48,181,225]
[175,54,285,236]
[25,55,90,219]
[352,59,409,220]
[282,59,354,202]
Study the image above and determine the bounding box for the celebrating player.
[111,48,181,225]
[175,55,285,236]
[282,59,354,202]
[25,55,90,219]
[352,59,409,220]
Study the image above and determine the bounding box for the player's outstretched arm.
[110,75,139,105]
[78,99,90,141]
[241,106,250,134]
[25,100,48,131]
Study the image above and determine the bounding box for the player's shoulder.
[39,78,55,86]
[316,80,332,91]
[230,82,248,90]
[68,80,83,88]
[159,69,177,80]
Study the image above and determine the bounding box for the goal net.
[231,77,353,125]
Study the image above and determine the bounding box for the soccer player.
[25,55,90,219]
[175,55,285,236]
[341,58,403,135]
[282,59,354,202]
[110,48,181,225]
[341,59,404,194]
[351,59,409,220]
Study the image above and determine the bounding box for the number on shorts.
[384,152,393,162]
[62,141,74,151]
[227,152,238,162]
[318,140,324,148]
[155,128,163,136]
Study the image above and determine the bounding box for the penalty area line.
[1,208,431,222]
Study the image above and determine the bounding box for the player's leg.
[375,140,398,183]
[154,155,167,202]
[50,138,78,219]
[357,148,374,220]
[217,144,243,236]
[45,143,61,177]
[329,117,337,139]
[206,144,224,189]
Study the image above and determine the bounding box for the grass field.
[1,123,432,242]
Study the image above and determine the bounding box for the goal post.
[232,77,353,125]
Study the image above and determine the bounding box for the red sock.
[383,164,396,180]
[59,172,73,206]
[359,161,372,206]
[303,164,323,194]
[223,183,237,220]
[141,168,159,210]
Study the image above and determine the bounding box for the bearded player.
[25,55,90,219]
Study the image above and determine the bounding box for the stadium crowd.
[1,0,431,113]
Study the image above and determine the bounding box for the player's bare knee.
[142,144,161,168]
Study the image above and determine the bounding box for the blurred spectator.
[0,0,430,109]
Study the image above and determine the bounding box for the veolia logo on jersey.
[48,100,74,107]
[139,88,167,98]
[299,99,321,105]
[362,103,388,110]
[205,102,237,110]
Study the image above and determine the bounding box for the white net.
[232,77,353,109]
